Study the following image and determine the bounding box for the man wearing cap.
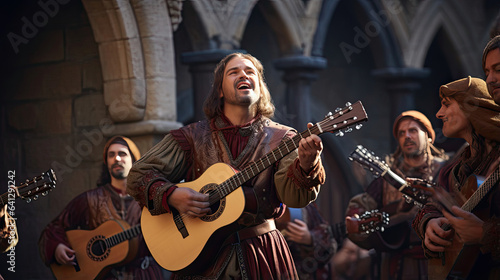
[38,136,163,279]
[413,76,500,279]
[345,110,449,280]
[482,35,500,105]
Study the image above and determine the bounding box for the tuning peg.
[355,124,363,130]
[26,198,31,203]
[34,195,39,200]
[325,112,333,118]
[345,127,353,133]
[335,107,341,112]
[335,131,344,137]
[345,102,352,106]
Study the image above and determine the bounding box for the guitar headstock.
[349,145,389,177]
[347,209,389,235]
[12,169,57,203]
[315,101,368,137]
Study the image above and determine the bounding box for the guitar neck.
[0,191,14,207]
[461,168,500,213]
[211,126,321,204]
[106,224,142,248]
[381,169,408,190]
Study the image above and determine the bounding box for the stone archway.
[81,0,182,144]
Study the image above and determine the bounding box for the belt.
[237,219,276,241]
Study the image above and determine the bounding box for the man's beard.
[111,169,126,180]
[110,164,126,179]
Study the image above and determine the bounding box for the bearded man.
[346,110,449,280]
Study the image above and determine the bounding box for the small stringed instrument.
[428,168,500,280]
[141,101,368,274]
[276,208,389,237]
[349,145,436,251]
[2,169,57,207]
[349,145,435,207]
[50,219,142,280]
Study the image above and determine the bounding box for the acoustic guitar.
[428,168,500,280]
[2,169,57,207]
[141,101,368,274]
[50,219,142,280]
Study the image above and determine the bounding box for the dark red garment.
[38,184,163,280]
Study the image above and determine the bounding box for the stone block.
[85,1,138,43]
[103,78,145,122]
[132,0,171,38]
[66,25,99,60]
[24,136,72,176]
[142,36,176,78]
[27,29,64,64]
[98,38,144,81]
[38,98,72,134]
[145,77,177,121]
[75,94,107,127]
[16,63,82,100]
[8,103,38,131]
[82,59,103,90]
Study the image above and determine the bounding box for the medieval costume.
[346,111,448,280]
[127,115,325,279]
[413,77,500,279]
[38,136,163,280]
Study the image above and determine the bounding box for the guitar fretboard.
[209,126,320,204]
[461,168,500,213]
[106,224,142,248]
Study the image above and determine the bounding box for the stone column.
[372,67,430,147]
[274,55,327,129]
[181,49,246,122]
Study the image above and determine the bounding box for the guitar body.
[141,162,245,273]
[428,237,481,280]
[50,219,136,280]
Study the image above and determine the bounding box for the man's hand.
[424,217,453,252]
[442,206,484,244]
[167,187,210,217]
[298,123,323,173]
[54,243,76,266]
[285,219,312,245]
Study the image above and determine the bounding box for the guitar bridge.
[172,209,189,238]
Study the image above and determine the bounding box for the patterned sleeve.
[300,204,336,266]
[38,193,89,265]
[127,133,190,215]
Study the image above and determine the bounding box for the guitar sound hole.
[86,235,110,261]
[199,184,226,222]
[91,240,107,256]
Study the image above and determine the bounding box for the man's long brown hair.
[203,52,275,120]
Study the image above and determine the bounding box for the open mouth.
[237,81,252,90]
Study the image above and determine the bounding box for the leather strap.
[237,219,276,241]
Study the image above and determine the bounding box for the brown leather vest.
[178,117,294,226]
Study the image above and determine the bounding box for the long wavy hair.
[203,52,275,120]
